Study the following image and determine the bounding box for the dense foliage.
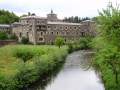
[0,45,68,90]
[0,32,8,40]
[93,4,120,90]
[0,32,18,40]
[67,36,93,53]
[55,37,64,48]
[0,9,19,24]
[21,37,29,44]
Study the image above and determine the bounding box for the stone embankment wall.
[0,40,17,47]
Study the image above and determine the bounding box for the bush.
[79,37,92,49]
[0,32,8,40]
[55,37,64,48]
[0,45,68,90]
[67,36,93,53]
[21,37,29,44]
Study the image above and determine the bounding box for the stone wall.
[0,40,17,47]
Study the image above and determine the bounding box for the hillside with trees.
[63,16,91,23]
[0,9,19,24]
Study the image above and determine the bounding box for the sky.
[0,0,120,19]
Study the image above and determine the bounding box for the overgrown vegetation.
[0,9,19,24]
[21,37,29,44]
[0,45,68,90]
[67,36,93,53]
[0,32,8,40]
[92,4,120,90]
[0,32,18,40]
[55,37,64,48]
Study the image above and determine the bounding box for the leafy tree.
[55,37,64,48]
[0,9,19,24]
[93,3,120,90]
[98,5,120,47]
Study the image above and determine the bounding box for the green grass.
[0,45,68,90]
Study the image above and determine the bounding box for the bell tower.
[47,9,58,22]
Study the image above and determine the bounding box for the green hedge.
[0,45,68,90]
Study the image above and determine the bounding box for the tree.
[63,16,91,23]
[55,37,64,48]
[93,3,120,89]
[0,9,19,24]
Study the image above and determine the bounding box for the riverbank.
[0,45,68,90]
[27,50,104,90]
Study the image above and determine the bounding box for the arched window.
[39,37,43,41]
[51,32,54,35]
[81,32,85,37]
[19,32,22,38]
[56,32,59,35]
[26,32,29,37]
[41,32,43,36]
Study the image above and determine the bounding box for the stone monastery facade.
[12,10,96,44]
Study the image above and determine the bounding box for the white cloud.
[0,0,120,19]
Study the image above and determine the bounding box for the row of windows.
[37,21,46,24]
[47,26,80,30]
[0,28,10,30]
[39,31,85,36]
[21,20,46,24]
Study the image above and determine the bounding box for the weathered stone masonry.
[12,10,96,44]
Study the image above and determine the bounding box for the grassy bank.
[0,45,68,90]
[93,45,120,90]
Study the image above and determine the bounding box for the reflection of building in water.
[12,10,96,44]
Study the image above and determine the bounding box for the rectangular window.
[51,32,53,35]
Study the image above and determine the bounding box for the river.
[27,50,105,90]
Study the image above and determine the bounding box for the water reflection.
[27,50,105,90]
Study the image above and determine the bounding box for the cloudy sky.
[0,0,120,19]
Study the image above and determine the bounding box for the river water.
[28,50,105,90]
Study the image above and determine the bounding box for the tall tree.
[0,9,19,24]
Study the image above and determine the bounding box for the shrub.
[55,37,64,48]
[0,32,8,40]
[21,37,29,44]
[79,37,92,49]
[0,45,68,90]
